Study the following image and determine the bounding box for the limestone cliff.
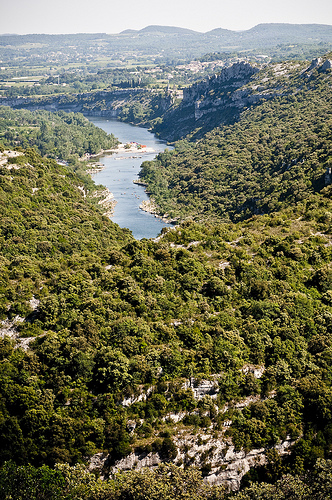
[153,62,262,141]
[153,56,332,142]
[89,373,297,492]
[96,437,294,491]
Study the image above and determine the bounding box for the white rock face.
[29,295,40,311]
[88,452,109,478]
[241,364,265,379]
[304,57,332,76]
[90,372,295,491]
[94,434,295,491]
[181,376,220,400]
[111,451,162,473]
[183,62,258,104]
[0,315,36,351]
[189,378,220,400]
[0,315,24,339]
[121,376,221,409]
[164,412,187,423]
[0,295,41,350]
[306,57,323,72]
[121,386,153,407]
[325,167,332,186]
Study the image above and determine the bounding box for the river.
[88,117,173,240]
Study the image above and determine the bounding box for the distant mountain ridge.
[123,22,332,38]
[1,23,332,63]
[121,25,201,35]
[118,22,332,40]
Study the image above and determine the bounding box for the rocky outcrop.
[303,57,332,77]
[182,62,259,103]
[90,433,295,491]
[306,57,323,72]
[320,59,332,71]
[182,377,220,400]
[89,370,293,492]
[203,438,294,490]
[241,364,265,379]
[0,295,40,351]
[121,386,153,407]
[91,187,117,217]
[154,62,276,141]
[325,167,332,186]
[119,374,264,410]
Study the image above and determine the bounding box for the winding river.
[88,117,173,240]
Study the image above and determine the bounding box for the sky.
[1,0,332,35]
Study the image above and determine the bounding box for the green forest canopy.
[0,107,118,162]
[139,59,332,222]
[0,55,332,497]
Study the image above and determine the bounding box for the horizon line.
[1,21,332,37]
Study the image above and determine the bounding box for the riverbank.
[86,162,105,174]
[86,142,155,160]
[86,116,173,239]
[85,143,156,173]
[92,187,117,217]
[139,198,176,224]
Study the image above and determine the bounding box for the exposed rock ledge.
[139,198,174,223]
[89,435,295,491]
[139,199,159,215]
[88,372,295,493]
[0,296,40,350]
[92,187,117,217]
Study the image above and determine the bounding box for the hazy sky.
[1,0,332,34]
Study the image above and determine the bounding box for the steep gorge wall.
[154,62,262,141]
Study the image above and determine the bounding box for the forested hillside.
[0,107,118,162]
[140,56,332,221]
[0,143,332,494]
[1,52,332,498]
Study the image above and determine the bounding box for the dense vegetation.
[2,459,332,499]
[0,107,118,163]
[140,58,332,221]
[0,143,332,480]
[1,46,332,498]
